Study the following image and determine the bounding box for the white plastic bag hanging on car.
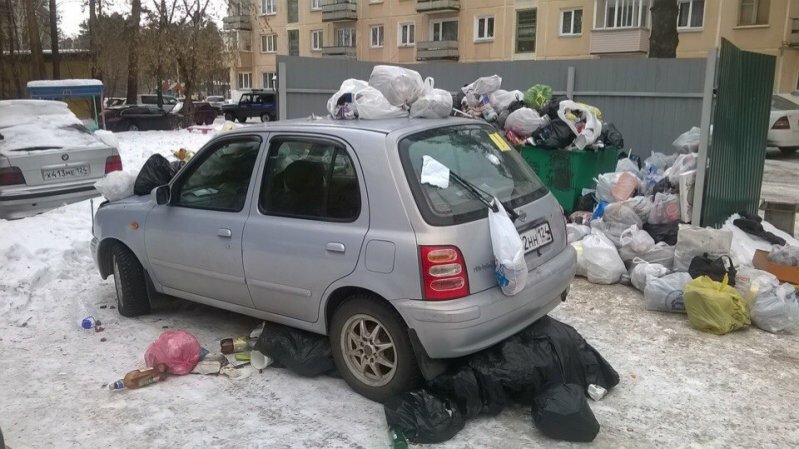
[489,198,528,296]
[368,65,425,107]
[462,75,502,96]
[353,86,409,120]
[410,77,453,119]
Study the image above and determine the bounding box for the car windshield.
[399,124,547,226]
[772,95,799,111]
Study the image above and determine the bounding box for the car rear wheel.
[237,115,248,123]
[224,112,234,122]
[111,244,151,317]
[127,123,139,132]
[260,113,272,123]
[330,294,420,403]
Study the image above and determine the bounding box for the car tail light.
[772,116,790,130]
[105,155,123,174]
[420,246,469,300]
[0,167,26,186]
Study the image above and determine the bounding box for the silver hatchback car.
[91,117,576,401]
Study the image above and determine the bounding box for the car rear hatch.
[398,123,567,296]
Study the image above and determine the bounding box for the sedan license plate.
[42,165,90,181]
[521,223,553,254]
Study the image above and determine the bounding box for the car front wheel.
[111,244,151,317]
[330,295,420,403]
[127,123,139,132]
[260,113,272,122]
[224,112,234,122]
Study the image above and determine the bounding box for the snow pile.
[95,170,139,201]
[0,100,104,153]
[27,79,103,88]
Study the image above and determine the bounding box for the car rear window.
[399,124,548,226]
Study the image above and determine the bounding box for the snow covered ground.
[1,130,798,448]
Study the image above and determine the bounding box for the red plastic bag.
[144,330,201,375]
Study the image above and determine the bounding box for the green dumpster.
[520,146,621,213]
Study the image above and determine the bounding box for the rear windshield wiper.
[449,171,519,222]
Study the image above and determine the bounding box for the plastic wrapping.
[684,276,750,335]
[581,231,626,284]
[253,322,336,377]
[410,77,453,119]
[768,245,799,267]
[673,227,733,272]
[143,330,201,375]
[133,154,176,195]
[644,272,693,313]
[384,390,465,444]
[354,86,408,119]
[532,383,600,443]
[462,74,502,96]
[672,126,701,153]
[504,107,547,137]
[630,260,670,292]
[489,199,528,295]
[327,78,368,118]
[368,65,425,107]
[557,100,603,149]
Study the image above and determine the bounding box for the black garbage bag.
[384,390,465,444]
[531,118,575,149]
[600,123,625,148]
[652,177,674,195]
[428,367,482,419]
[575,192,597,212]
[537,96,566,120]
[532,383,600,443]
[134,154,176,195]
[473,370,508,416]
[643,222,679,246]
[253,322,336,377]
[507,99,525,114]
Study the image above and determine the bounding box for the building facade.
[224,0,799,93]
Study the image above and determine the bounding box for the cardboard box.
[752,249,799,285]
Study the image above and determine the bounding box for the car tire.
[260,113,271,123]
[237,115,248,123]
[329,294,420,403]
[224,112,234,121]
[127,123,139,132]
[111,244,151,317]
[779,147,798,155]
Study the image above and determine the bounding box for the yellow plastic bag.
[684,275,750,335]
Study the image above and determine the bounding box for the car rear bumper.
[767,130,799,148]
[0,183,99,219]
[392,245,577,359]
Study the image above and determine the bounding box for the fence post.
[278,61,287,121]
[691,48,718,226]
[566,66,575,100]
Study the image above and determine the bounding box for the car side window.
[241,95,252,104]
[173,137,262,212]
[260,139,360,221]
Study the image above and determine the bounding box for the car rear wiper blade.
[449,171,519,222]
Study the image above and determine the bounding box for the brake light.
[0,167,26,186]
[772,116,790,130]
[105,155,123,174]
[420,245,469,300]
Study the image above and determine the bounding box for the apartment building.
[224,0,799,93]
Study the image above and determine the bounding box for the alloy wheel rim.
[340,314,397,387]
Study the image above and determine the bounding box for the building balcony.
[321,0,357,22]
[589,28,650,55]
[416,40,459,61]
[416,0,460,14]
[321,46,356,58]
[223,15,251,31]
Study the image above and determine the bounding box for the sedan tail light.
[772,116,790,130]
[105,155,123,174]
[420,245,469,301]
[0,166,26,186]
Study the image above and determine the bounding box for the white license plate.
[521,223,553,254]
[42,165,90,181]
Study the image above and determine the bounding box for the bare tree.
[89,0,98,78]
[3,0,24,96]
[23,0,46,79]
[126,0,141,102]
[48,0,59,78]
[649,0,679,58]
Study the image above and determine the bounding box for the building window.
[678,0,704,28]
[311,0,320,10]
[370,25,384,48]
[261,34,277,53]
[595,0,650,29]
[432,19,458,41]
[739,0,769,26]
[288,30,299,56]
[336,28,356,47]
[262,72,276,90]
[238,72,252,89]
[398,22,415,47]
[311,30,323,51]
[475,16,495,41]
[516,9,536,53]
[288,0,298,23]
[260,0,276,15]
[561,9,583,35]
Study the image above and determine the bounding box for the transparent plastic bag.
[410,77,453,119]
[622,196,653,223]
[637,242,676,270]
[590,219,628,248]
[673,227,733,272]
[630,259,669,292]
[504,107,547,138]
[490,89,523,112]
[750,283,799,334]
[368,65,425,107]
[327,79,368,118]
[615,158,639,174]
[644,272,693,313]
[462,74,502,96]
[354,86,409,119]
[666,153,697,185]
[581,230,626,284]
[489,199,528,295]
[603,202,643,228]
[672,126,701,153]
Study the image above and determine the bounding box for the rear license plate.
[521,222,553,254]
[42,165,90,181]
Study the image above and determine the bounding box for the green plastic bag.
[524,85,553,110]
[684,275,750,335]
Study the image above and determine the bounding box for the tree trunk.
[23,0,46,79]
[6,0,24,97]
[125,0,141,104]
[649,0,679,58]
[49,0,60,79]
[89,0,98,78]
[0,6,5,98]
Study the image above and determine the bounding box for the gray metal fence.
[276,55,706,155]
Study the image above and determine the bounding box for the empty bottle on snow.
[109,364,168,391]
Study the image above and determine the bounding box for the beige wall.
[537,0,592,59]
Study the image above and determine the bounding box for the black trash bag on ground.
[575,192,597,212]
[253,322,336,377]
[734,218,786,246]
[134,154,176,195]
[384,390,465,444]
[644,222,679,246]
[531,118,575,149]
[428,367,482,419]
[532,383,600,443]
[473,370,509,416]
[600,123,625,148]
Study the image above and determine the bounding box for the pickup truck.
[221,91,277,123]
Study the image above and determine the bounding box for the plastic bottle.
[109,364,168,391]
[220,336,256,354]
[76,300,100,330]
[388,428,408,449]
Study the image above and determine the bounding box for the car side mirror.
[153,185,171,205]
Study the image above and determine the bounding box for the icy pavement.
[1,132,798,448]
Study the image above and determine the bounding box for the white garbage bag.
[504,108,547,138]
[489,198,528,295]
[409,77,453,119]
[581,230,626,284]
[618,225,655,261]
[567,223,591,244]
[751,283,799,334]
[327,79,368,118]
[672,126,701,153]
[590,219,628,248]
[603,202,643,228]
[94,170,138,202]
[635,242,676,270]
[648,192,681,224]
[723,214,799,268]
[490,89,523,112]
[630,259,670,292]
[572,241,588,278]
[462,75,502,96]
[735,267,780,302]
[354,86,409,120]
[615,158,639,174]
[673,227,733,272]
[678,170,696,223]
[622,196,653,223]
[666,153,697,185]
[595,172,639,203]
[368,65,425,107]
[557,100,603,149]
[644,272,693,313]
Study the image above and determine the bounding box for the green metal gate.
[700,39,775,227]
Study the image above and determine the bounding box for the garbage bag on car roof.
[462,74,502,96]
[384,390,465,444]
[368,65,425,107]
[410,77,453,119]
[327,78,368,119]
[253,322,337,377]
[134,154,176,196]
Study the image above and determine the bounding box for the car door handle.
[217,228,232,238]
[325,242,346,253]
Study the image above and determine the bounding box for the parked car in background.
[138,94,179,112]
[91,117,574,402]
[769,94,799,154]
[221,90,277,123]
[0,100,122,219]
[171,101,217,126]
[103,105,179,132]
[105,97,126,108]
[206,96,226,114]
